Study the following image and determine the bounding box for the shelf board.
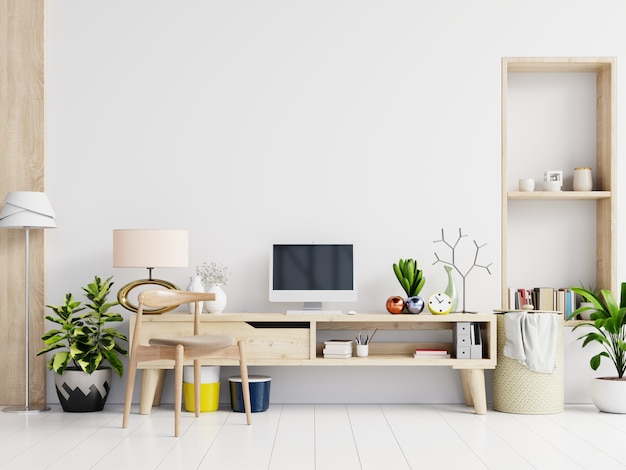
[508,191,610,200]
[313,355,495,367]
[564,319,595,327]
[505,57,615,73]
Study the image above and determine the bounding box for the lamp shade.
[113,229,188,268]
[0,191,56,229]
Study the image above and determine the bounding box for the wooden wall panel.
[0,0,46,406]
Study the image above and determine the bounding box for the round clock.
[428,292,453,315]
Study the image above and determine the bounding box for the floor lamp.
[0,191,56,413]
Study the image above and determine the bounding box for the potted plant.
[196,261,230,313]
[37,276,128,412]
[568,282,626,413]
[390,258,426,314]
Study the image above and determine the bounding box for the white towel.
[503,311,559,373]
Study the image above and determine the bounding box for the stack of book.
[323,340,353,358]
[414,349,450,359]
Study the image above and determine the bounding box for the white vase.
[205,284,227,314]
[186,276,205,314]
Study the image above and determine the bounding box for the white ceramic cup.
[356,344,369,357]
[518,178,535,192]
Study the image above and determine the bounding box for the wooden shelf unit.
[501,57,616,317]
[130,312,496,414]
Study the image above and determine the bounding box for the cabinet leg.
[459,369,474,406]
[139,369,166,415]
[460,369,487,415]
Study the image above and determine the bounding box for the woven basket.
[493,314,564,414]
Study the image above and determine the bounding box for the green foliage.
[568,283,626,379]
[392,258,425,297]
[37,276,128,377]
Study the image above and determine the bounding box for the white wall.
[44,0,626,406]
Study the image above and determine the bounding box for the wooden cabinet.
[501,57,616,319]
[130,312,496,414]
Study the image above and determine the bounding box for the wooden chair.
[122,290,252,436]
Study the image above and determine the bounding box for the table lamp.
[0,191,56,413]
[113,229,188,314]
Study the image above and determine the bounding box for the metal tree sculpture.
[433,228,492,313]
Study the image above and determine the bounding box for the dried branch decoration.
[433,228,492,313]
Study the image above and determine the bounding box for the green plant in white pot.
[196,261,230,313]
[37,276,128,412]
[568,283,626,413]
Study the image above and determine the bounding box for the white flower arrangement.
[196,262,230,287]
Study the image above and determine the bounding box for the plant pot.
[578,302,594,320]
[406,296,424,314]
[590,377,626,413]
[54,367,112,412]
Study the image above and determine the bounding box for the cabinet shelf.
[508,191,611,200]
[501,57,616,311]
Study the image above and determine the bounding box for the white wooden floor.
[0,403,624,469]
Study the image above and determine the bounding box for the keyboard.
[286,310,343,316]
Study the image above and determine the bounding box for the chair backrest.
[129,290,218,353]
[138,289,216,309]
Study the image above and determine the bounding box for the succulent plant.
[393,258,425,298]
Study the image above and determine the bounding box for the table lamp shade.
[113,229,188,268]
[0,191,56,228]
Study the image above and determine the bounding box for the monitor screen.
[269,243,356,307]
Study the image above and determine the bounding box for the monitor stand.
[286,302,342,315]
[303,302,323,311]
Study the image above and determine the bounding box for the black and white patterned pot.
[54,367,112,412]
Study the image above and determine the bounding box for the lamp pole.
[4,227,50,413]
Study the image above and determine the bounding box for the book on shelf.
[414,349,450,358]
[323,346,352,354]
[323,340,353,358]
[323,352,352,359]
[323,340,353,354]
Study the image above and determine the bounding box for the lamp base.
[3,404,51,413]
[118,278,180,314]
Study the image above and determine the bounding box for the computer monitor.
[269,243,356,310]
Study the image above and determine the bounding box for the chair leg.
[238,341,252,425]
[174,345,184,437]
[122,358,138,429]
[194,360,201,418]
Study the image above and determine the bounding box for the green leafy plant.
[567,282,626,378]
[392,258,425,297]
[37,276,128,377]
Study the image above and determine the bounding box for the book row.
[508,287,579,319]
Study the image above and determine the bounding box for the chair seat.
[149,334,236,349]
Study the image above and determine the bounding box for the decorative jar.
[573,167,593,191]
